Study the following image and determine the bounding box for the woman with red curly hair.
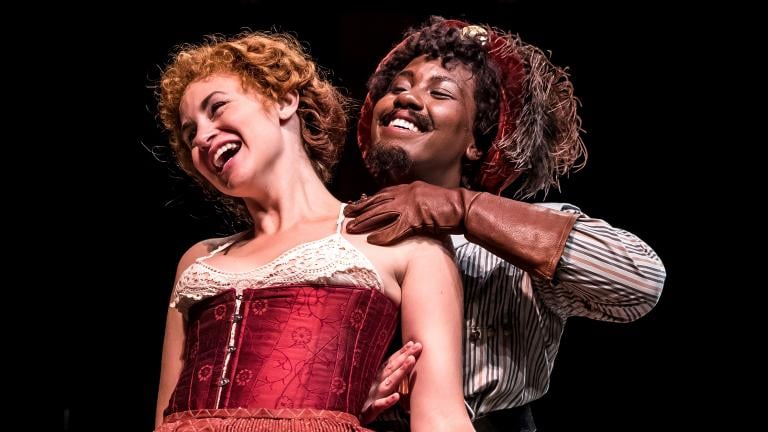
[154,31,473,432]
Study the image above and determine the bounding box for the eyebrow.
[180,91,225,142]
[393,70,462,87]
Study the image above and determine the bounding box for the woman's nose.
[191,127,216,150]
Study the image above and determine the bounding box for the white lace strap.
[335,203,347,234]
[195,239,237,262]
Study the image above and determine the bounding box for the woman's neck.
[243,172,340,236]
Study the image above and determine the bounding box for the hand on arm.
[345,181,479,244]
[345,180,578,279]
[359,341,423,425]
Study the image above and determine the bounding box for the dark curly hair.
[157,31,350,222]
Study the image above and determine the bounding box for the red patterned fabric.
[156,407,372,432]
[164,285,398,424]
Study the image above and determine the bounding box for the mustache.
[380,109,433,132]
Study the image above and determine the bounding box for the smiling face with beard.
[363,143,415,187]
[366,56,480,189]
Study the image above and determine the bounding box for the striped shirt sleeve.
[535,204,666,322]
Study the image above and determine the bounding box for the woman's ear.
[277,90,300,121]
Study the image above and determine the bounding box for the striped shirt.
[456,203,665,418]
[371,203,665,428]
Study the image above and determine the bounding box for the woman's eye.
[211,101,227,115]
[431,90,452,99]
[185,127,197,148]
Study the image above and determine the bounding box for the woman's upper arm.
[155,307,184,427]
[399,239,473,432]
[155,240,210,427]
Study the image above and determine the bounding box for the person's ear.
[277,90,300,121]
[465,140,483,161]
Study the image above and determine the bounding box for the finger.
[367,224,414,246]
[379,355,416,394]
[380,341,421,378]
[344,194,392,217]
[359,393,400,425]
[398,353,418,377]
[373,392,400,411]
[347,210,399,234]
[379,342,411,379]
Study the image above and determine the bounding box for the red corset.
[164,285,399,418]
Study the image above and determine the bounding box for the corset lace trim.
[171,233,383,311]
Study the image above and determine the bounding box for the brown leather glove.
[463,193,578,279]
[345,181,480,244]
[345,181,578,280]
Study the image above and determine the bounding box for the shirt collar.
[451,234,469,249]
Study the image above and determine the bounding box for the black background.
[53,1,706,430]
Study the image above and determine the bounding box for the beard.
[364,143,415,187]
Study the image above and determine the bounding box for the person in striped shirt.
[344,16,666,432]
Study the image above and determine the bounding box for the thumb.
[360,393,400,425]
[344,202,363,217]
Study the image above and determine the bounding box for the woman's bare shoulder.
[395,235,455,260]
[176,232,245,273]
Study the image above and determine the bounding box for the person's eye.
[431,90,453,99]
[185,126,197,148]
[388,81,409,94]
[210,100,227,116]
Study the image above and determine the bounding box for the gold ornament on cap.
[461,25,489,46]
